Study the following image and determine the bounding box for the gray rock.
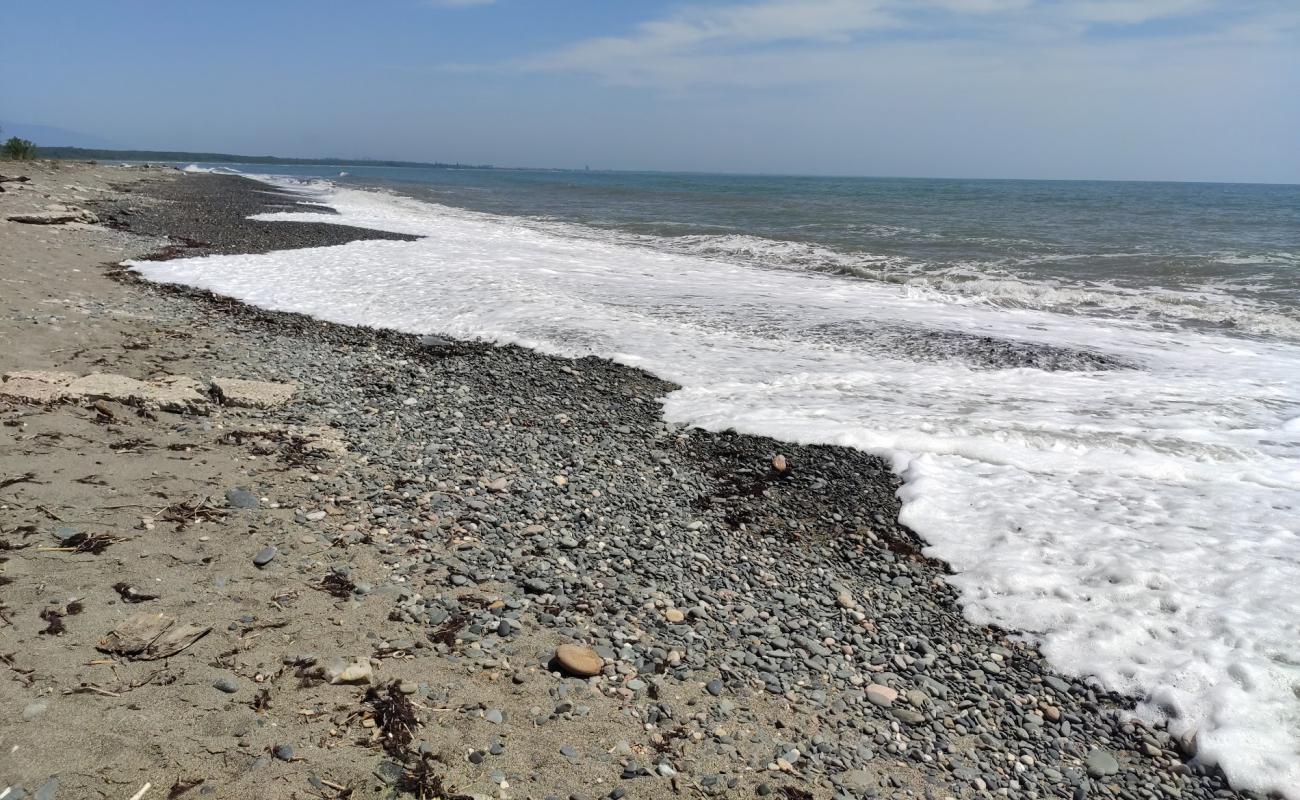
[253,546,277,567]
[225,487,259,509]
[22,700,49,721]
[373,760,404,784]
[1085,749,1120,778]
[213,677,239,694]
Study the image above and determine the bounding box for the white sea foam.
[653,233,1300,339]
[129,180,1300,797]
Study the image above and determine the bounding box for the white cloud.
[528,0,1293,89]
[1066,0,1212,24]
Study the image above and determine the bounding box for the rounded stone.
[553,644,603,677]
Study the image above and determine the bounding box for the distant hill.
[40,146,493,170]
[0,122,119,149]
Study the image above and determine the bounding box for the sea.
[135,163,1300,795]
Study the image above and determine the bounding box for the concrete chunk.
[7,208,99,225]
[0,370,207,412]
[0,371,78,403]
[211,377,296,409]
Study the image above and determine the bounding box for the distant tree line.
[1,127,37,160]
[39,146,493,169]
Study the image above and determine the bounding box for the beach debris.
[97,611,211,660]
[159,496,226,528]
[166,778,204,799]
[0,370,207,412]
[127,782,152,800]
[6,207,99,225]
[39,531,121,554]
[315,571,356,599]
[324,657,374,685]
[210,377,297,409]
[0,371,77,404]
[38,600,83,635]
[0,472,39,491]
[551,644,604,677]
[366,681,418,758]
[113,582,160,603]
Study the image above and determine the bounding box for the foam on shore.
[130,178,1300,797]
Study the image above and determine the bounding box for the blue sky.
[3,0,1297,182]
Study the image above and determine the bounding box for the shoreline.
[0,163,1253,799]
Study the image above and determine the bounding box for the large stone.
[838,769,877,793]
[1085,748,1120,778]
[210,377,297,409]
[865,683,898,707]
[552,644,603,677]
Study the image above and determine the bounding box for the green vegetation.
[39,146,491,170]
[1,136,38,160]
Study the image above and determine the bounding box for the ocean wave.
[648,232,1300,340]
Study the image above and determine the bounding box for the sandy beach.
[0,162,1248,800]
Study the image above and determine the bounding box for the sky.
[2,0,1298,182]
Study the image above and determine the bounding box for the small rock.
[771,454,789,474]
[213,677,239,694]
[373,760,404,785]
[21,700,49,721]
[273,743,294,761]
[253,547,277,568]
[485,708,504,724]
[325,659,373,685]
[664,608,685,623]
[553,644,603,677]
[706,679,724,697]
[226,488,259,509]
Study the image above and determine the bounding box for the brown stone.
[553,644,603,677]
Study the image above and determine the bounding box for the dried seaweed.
[44,532,120,554]
[399,754,472,800]
[250,687,271,712]
[39,608,67,635]
[365,681,418,760]
[167,779,204,799]
[159,497,225,529]
[0,472,38,490]
[113,582,160,603]
[315,572,356,599]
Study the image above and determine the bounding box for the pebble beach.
[0,162,1261,800]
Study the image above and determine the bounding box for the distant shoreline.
[38,145,494,170]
